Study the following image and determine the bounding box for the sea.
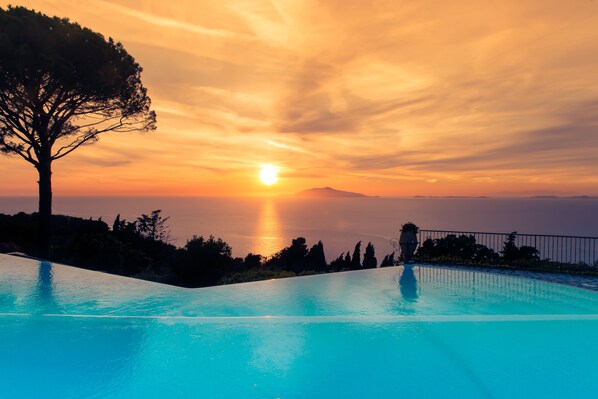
[1,196,597,260]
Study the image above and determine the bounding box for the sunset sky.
[2,0,598,197]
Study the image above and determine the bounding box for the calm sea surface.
[1,196,597,258]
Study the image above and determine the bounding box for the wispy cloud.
[96,0,248,39]
[4,0,598,196]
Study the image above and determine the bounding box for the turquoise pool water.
[1,254,598,398]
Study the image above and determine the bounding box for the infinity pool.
[1,254,598,398]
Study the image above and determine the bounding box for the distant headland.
[295,187,368,198]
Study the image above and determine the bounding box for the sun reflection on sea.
[252,199,283,256]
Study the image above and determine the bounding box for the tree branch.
[51,130,101,160]
[0,139,38,166]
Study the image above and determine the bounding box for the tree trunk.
[37,158,53,258]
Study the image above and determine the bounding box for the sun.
[259,164,279,186]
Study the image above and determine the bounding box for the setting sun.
[259,164,279,186]
[2,3,598,397]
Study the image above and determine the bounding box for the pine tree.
[330,253,345,272]
[363,242,377,269]
[112,214,121,232]
[351,241,362,269]
[344,252,352,268]
[380,253,395,267]
[306,241,327,272]
[136,210,171,242]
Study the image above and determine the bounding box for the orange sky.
[2,0,598,197]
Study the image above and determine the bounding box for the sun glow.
[259,164,279,186]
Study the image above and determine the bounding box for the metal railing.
[414,229,598,271]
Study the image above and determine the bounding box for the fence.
[412,229,598,271]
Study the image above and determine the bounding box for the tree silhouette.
[501,232,540,264]
[243,253,263,270]
[175,235,233,287]
[266,237,309,273]
[112,214,123,232]
[501,232,519,262]
[306,240,327,272]
[136,210,170,242]
[363,242,377,269]
[380,253,395,267]
[416,234,500,264]
[351,241,362,269]
[330,251,353,271]
[344,252,352,266]
[329,253,344,271]
[0,6,156,255]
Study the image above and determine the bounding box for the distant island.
[295,187,368,198]
[530,195,597,199]
[413,195,489,199]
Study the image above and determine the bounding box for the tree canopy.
[0,6,156,163]
[363,242,377,269]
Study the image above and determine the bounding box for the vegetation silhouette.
[416,234,500,265]
[0,6,156,256]
[351,241,362,270]
[363,242,377,269]
[175,236,234,287]
[131,210,171,243]
[329,252,351,271]
[0,211,382,287]
[266,237,309,273]
[500,232,540,264]
[413,231,588,272]
[305,241,327,272]
[2,212,595,286]
[380,252,395,267]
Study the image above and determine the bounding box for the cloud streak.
[3,0,598,196]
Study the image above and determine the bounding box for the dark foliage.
[265,237,309,273]
[174,235,233,287]
[0,212,174,276]
[0,6,156,158]
[416,231,545,269]
[380,252,395,267]
[243,253,263,270]
[344,252,352,265]
[329,242,377,272]
[329,253,346,272]
[329,252,347,272]
[501,232,540,264]
[351,241,362,270]
[363,242,377,269]
[1,212,384,287]
[501,232,519,262]
[110,213,176,275]
[305,241,327,272]
[416,234,500,264]
[135,210,171,242]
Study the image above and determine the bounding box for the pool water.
[1,254,598,398]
